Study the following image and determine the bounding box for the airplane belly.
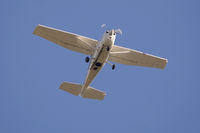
[82,44,110,93]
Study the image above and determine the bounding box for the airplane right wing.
[33,24,98,55]
[109,45,168,69]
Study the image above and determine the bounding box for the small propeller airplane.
[33,24,168,100]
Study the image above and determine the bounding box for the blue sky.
[1,0,200,132]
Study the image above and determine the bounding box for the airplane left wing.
[109,45,168,69]
[33,24,98,55]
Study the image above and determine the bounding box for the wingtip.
[33,24,39,35]
[160,58,168,69]
[166,58,168,63]
[32,24,43,35]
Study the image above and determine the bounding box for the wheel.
[85,57,90,63]
[96,62,102,66]
[107,46,110,51]
[112,64,115,70]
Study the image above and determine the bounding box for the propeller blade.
[115,29,122,35]
[101,24,106,28]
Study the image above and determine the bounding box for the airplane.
[33,24,168,100]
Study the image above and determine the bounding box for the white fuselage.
[80,30,116,95]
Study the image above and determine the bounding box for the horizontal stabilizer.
[59,82,106,100]
[60,82,82,96]
[82,87,106,100]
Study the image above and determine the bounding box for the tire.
[85,57,90,63]
[107,46,110,51]
[112,64,115,70]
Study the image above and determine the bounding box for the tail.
[59,81,106,100]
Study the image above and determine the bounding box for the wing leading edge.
[109,45,168,69]
[33,24,98,55]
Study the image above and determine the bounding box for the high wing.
[109,45,168,69]
[33,24,98,55]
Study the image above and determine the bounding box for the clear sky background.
[1,0,200,133]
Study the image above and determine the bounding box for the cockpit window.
[106,30,115,35]
[109,30,115,35]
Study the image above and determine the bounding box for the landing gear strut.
[85,57,90,63]
[106,61,116,70]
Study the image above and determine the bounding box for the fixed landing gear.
[85,57,90,63]
[107,46,110,51]
[106,61,116,70]
[96,62,102,66]
[93,62,102,71]
[112,64,115,70]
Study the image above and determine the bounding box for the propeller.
[115,29,122,35]
[101,24,106,29]
[101,24,122,35]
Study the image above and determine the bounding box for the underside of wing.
[109,45,168,69]
[33,24,98,55]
